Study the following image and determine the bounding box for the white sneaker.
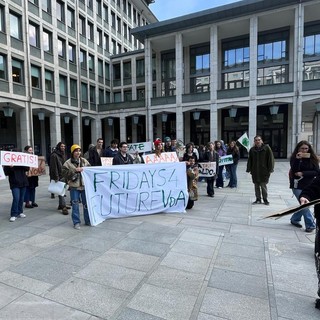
[9,216,16,222]
[19,213,26,218]
[74,223,80,230]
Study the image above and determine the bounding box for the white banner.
[198,162,216,177]
[219,155,233,166]
[82,162,188,226]
[0,151,38,168]
[101,157,113,166]
[143,152,179,164]
[0,166,5,180]
[128,141,152,154]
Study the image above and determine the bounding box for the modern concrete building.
[1,0,320,158]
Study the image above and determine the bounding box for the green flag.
[237,132,250,152]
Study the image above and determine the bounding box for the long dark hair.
[290,140,319,167]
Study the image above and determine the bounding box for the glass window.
[90,85,95,103]
[41,0,51,13]
[136,59,144,77]
[56,1,65,22]
[114,92,121,102]
[81,82,88,102]
[79,16,86,36]
[43,29,52,52]
[58,38,66,58]
[161,52,176,96]
[99,88,104,103]
[29,22,39,47]
[257,65,288,85]
[105,62,110,80]
[304,34,320,57]
[113,64,120,80]
[80,49,87,69]
[128,2,131,18]
[124,90,131,101]
[190,76,210,93]
[31,65,41,88]
[98,59,103,77]
[87,21,94,40]
[67,7,75,29]
[103,4,108,22]
[88,54,94,72]
[68,43,76,63]
[45,70,54,92]
[103,34,109,51]
[123,61,131,78]
[0,6,5,32]
[12,58,23,84]
[111,12,116,29]
[88,0,93,10]
[0,54,7,80]
[29,0,39,6]
[137,88,144,100]
[303,60,320,80]
[70,78,77,98]
[97,28,102,47]
[96,0,102,16]
[59,75,67,96]
[10,12,22,40]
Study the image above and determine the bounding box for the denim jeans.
[228,163,238,188]
[24,187,36,203]
[11,187,26,217]
[70,188,90,225]
[291,188,315,229]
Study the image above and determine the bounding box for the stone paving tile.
[179,230,221,247]
[208,268,268,299]
[115,238,170,257]
[200,287,270,320]
[75,260,146,292]
[222,234,264,247]
[215,254,266,277]
[0,232,25,248]
[100,220,141,232]
[171,240,216,258]
[116,307,165,320]
[197,313,228,320]
[5,225,47,238]
[0,242,43,262]
[0,292,91,319]
[39,244,100,267]
[270,255,315,275]
[147,265,204,296]
[97,248,159,272]
[218,242,265,260]
[83,227,126,241]
[128,283,197,320]
[0,282,24,309]
[10,256,80,286]
[127,229,179,244]
[133,222,184,235]
[160,251,211,275]
[19,233,63,248]
[0,270,53,296]
[45,277,129,319]
[216,216,248,225]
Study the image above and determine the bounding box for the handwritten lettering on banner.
[81,162,188,226]
[0,151,38,168]
[198,162,216,177]
[128,141,152,154]
[0,166,5,180]
[143,152,179,164]
[27,156,46,177]
[219,155,233,166]
[101,157,113,166]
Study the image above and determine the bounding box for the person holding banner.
[246,135,274,205]
[3,162,29,222]
[203,142,219,197]
[24,146,39,208]
[182,143,198,165]
[226,141,240,188]
[112,142,134,165]
[62,144,91,230]
[289,140,318,232]
[214,140,226,188]
[153,138,163,157]
[186,155,199,209]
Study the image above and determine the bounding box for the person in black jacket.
[203,142,219,198]
[112,141,133,165]
[289,140,319,232]
[299,175,320,309]
[88,138,104,166]
[4,162,29,222]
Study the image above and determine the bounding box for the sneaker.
[25,203,33,208]
[252,199,262,204]
[306,227,316,233]
[19,213,26,218]
[62,207,69,215]
[9,216,16,222]
[74,223,80,230]
[32,203,38,207]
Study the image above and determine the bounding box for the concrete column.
[40,120,46,156]
[49,109,61,147]
[131,57,137,100]
[73,112,81,144]
[210,25,218,141]
[175,33,183,141]
[132,119,138,142]
[19,108,31,150]
[91,117,102,142]
[145,39,153,141]
[248,17,258,142]
[120,114,126,142]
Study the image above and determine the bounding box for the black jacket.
[89,147,102,166]
[4,166,29,189]
[50,149,66,181]
[300,175,320,219]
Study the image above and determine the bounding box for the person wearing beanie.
[49,142,70,215]
[62,145,91,229]
[153,138,163,157]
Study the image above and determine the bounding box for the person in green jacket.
[246,135,274,205]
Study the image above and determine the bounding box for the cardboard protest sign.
[143,152,179,164]
[82,162,188,226]
[219,155,233,166]
[27,156,46,177]
[0,151,38,168]
[198,162,216,177]
[101,157,113,166]
[128,141,152,154]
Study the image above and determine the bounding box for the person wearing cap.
[62,144,91,230]
[154,138,163,157]
[164,137,174,152]
[112,141,134,165]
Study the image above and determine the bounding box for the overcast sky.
[149,0,241,21]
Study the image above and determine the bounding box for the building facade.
[1,0,320,158]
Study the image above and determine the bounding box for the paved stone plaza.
[0,161,319,319]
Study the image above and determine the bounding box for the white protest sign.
[101,157,113,166]
[128,141,152,154]
[219,155,233,166]
[0,166,5,180]
[82,162,188,226]
[0,151,38,168]
[143,152,179,164]
[198,162,216,177]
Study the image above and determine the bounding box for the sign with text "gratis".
[0,151,38,168]
[81,162,188,226]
